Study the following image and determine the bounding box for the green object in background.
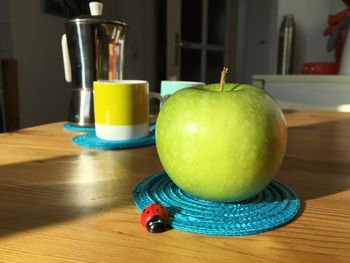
[160,81,205,101]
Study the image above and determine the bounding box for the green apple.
[155,83,287,202]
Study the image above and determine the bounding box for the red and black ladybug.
[140,203,169,233]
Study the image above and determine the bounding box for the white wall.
[1,0,157,128]
[238,0,347,83]
[277,0,346,73]
[8,0,69,128]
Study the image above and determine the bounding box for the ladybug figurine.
[140,203,169,233]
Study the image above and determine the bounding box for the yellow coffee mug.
[93,80,162,140]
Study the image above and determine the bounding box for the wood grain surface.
[0,110,349,262]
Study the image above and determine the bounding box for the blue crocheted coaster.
[132,171,300,236]
[72,124,156,150]
[63,123,95,132]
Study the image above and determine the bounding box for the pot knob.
[89,2,103,16]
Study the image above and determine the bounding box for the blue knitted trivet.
[72,124,156,150]
[63,123,95,132]
[132,171,300,236]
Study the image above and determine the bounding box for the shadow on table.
[278,112,350,202]
[0,148,162,238]
[0,113,350,238]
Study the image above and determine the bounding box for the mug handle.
[149,92,165,123]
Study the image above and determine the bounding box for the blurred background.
[0,0,346,129]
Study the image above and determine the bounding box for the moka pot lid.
[65,15,127,27]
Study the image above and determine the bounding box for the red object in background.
[303,0,350,74]
[324,8,350,64]
[302,62,339,74]
[140,203,169,233]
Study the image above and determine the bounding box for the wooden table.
[0,110,349,262]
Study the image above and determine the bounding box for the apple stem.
[219,66,228,91]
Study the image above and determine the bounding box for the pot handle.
[61,34,72,83]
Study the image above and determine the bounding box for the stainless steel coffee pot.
[62,2,127,127]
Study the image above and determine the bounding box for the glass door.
[166,0,237,83]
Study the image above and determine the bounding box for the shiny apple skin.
[155,84,287,202]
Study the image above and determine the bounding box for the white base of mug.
[95,123,149,141]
